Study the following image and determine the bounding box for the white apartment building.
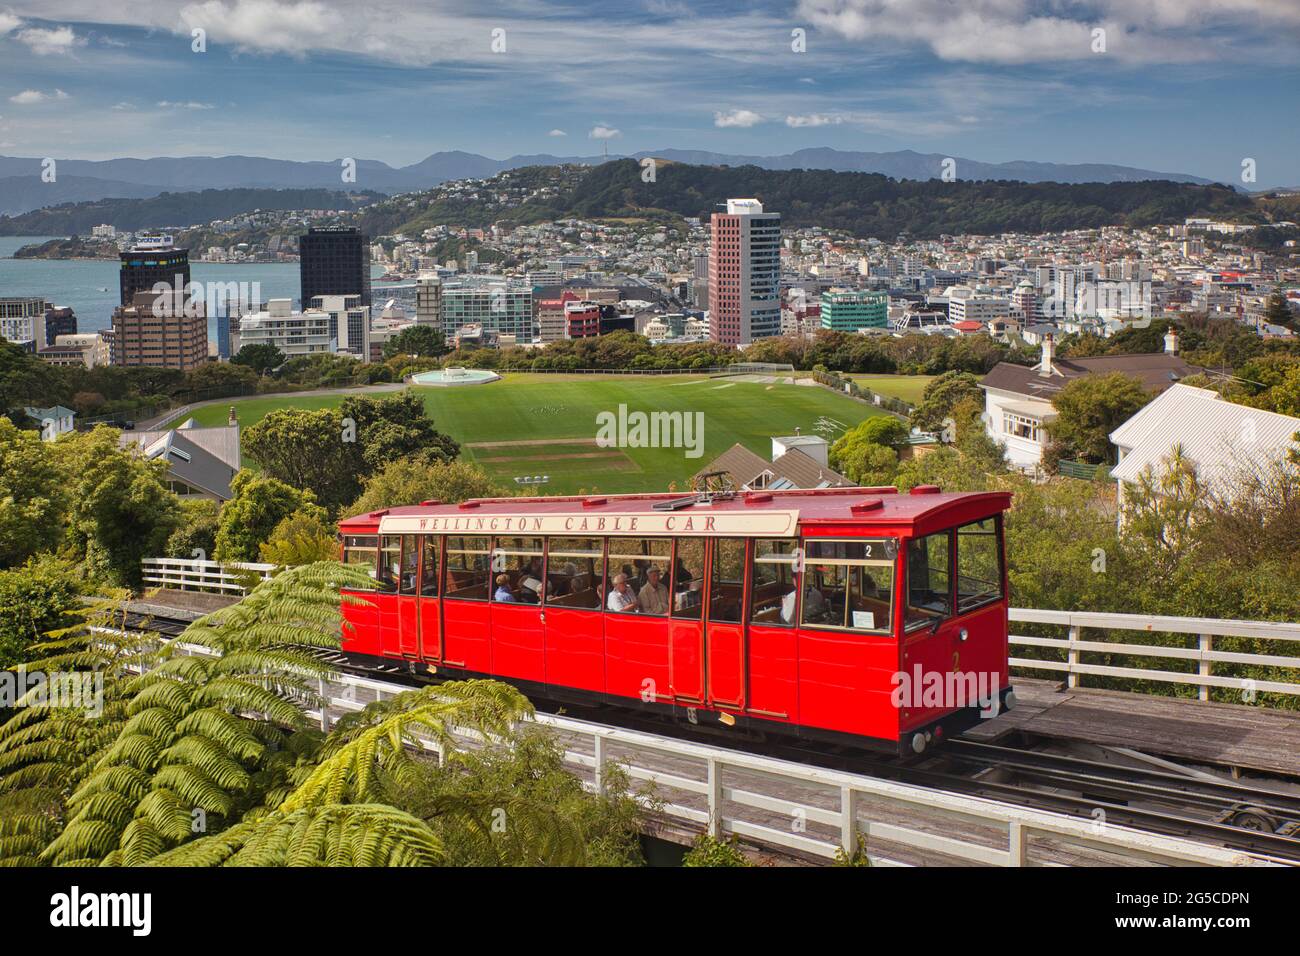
[0,297,49,349]
[945,286,1010,325]
[239,298,335,358]
[309,294,371,362]
[39,332,112,368]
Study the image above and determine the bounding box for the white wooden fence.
[1008,609,1300,700]
[306,669,1279,866]
[141,557,276,595]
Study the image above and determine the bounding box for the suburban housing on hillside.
[980,330,1203,471]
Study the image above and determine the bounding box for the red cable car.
[337,486,1015,755]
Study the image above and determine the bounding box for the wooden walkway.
[969,678,1300,778]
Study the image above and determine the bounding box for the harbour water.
[0,236,395,342]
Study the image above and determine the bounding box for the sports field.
[183,373,888,494]
[845,374,936,405]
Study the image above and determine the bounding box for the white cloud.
[785,113,843,128]
[17,25,86,56]
[179,0,349,56]
[794,0,1300,64]
[713,108,763,128]
[0,12,22,35]
[8,88,69,104]
[547,128,567,137]
[157,100,216,109]
[111,101,135,110]
[589,125,620,139]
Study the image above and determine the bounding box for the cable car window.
[671,538,706,619]
[905,531,954,631]
[444,536,491,601]
[956,518,1003,612]
[751,539,798,627]
[607,538,671,615]
[800,538,896,634]
[546,538,604,610]
[709,538,746,623]
[378,535,401,593]
[420,535,439,597]
[492,537,545,604]
[343,535,379,577]
[398,535,420,595]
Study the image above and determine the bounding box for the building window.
[1002,412,1041,442]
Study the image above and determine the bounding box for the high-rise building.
[565,300,601,339]
[300,227,371,308]
[441,283,533,340]
[43,306,77,346]
[0,297,50,350]
[415,273,442,329]
[819,290,888,332]
[708,198,781,345]
[310,294,372,362]
[119,237,189,307]
[112,291,208,370]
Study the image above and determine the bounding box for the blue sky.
[0,0,1297,186]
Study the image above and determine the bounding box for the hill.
[363,160,1261,240]
[0,188,383,235]
[0,146,1223,216]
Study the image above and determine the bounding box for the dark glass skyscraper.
[299,227,371,308]
[119,244,190,306]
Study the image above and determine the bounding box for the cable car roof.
[342,487,1012,538]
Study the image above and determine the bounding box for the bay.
[0,236,394,343]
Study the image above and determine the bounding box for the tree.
[0,417,67,568]
[243,394,460,510]
[0,556,85,670]
[214,470,324,562]
[54,427,182,588]
[241,407,362,510]
[909,371,984,435]
[1264,289,1294,329]
[344,458,504,517]
[830,416,909,485]
[259,510,339,565]
[1048,373,1150,464]
[231,343,286,374]
[338,391,460,473]
[164,498,220,561]
[380,325,448,361]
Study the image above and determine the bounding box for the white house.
[24,405,75,440]
[980,331,1202,472]
[1109,384,1300,516]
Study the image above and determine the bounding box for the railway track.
[122,610,1300,862]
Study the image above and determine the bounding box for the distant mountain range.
[0,147,1225,217]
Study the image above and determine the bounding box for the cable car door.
[705,537,747,710]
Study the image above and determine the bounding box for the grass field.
[185,374,887,494]
[845,374,936,405]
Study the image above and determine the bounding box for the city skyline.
[0,1,1297,188]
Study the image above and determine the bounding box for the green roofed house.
[24,405,76,440]
[820,289,888,332]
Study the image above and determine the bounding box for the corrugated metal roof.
[1109,384,1300,491]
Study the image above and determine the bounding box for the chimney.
[1164,328,1179,355]
[1038,333,1055,376]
